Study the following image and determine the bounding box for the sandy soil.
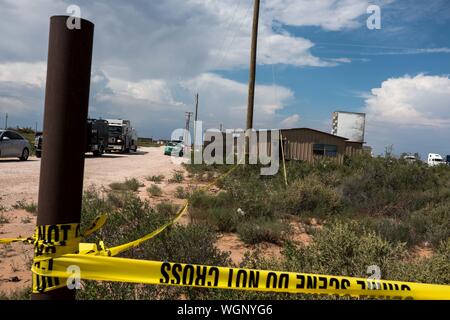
[0,210,35,295]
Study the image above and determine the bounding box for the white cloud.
[0,0,377,135]
[363,74,450,156]
[181,73,294,129]
[105,76,183,107]
[0,0,365,75]
[281,114,300,128]
[364,74,450,127]
[0,62,46,116]
[265,0,371,31]
[0,62,46,87]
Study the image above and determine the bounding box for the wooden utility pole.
[4,113,8,129]
[32,15,94,300]
[194,93,199,123]
[193,93,199,147]
[246,0,260,131]
[184,111,193,149]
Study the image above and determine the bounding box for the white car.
[0,130,31,161]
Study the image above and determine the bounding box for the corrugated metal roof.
[279,127,349,141]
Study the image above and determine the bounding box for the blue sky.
[1,0,450,157]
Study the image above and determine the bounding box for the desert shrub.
[21,216,32,224]
[141,224,230,265]
[0,213,10,224]
[219,174,278,219]
[237,217,287,245]
[341,157,439,215]
[279,177,342,217]
[189,190,239,232]
[283,221,408,279]
[390,239,450,285]
[146,174,164,183]
[208,207,239,232]
[155,202,179,217]
[81,188,168,249]
[174,186,188,199]
[12,200,37,214]
[407,204,450,247]
[106,190,135,208]
[168,170,184,183]
[189,190,233,210]
[147,184,162,197]
[363,218,416,246]
[189,190,212,209]
[78,224,231,300]
[109,178,143,192]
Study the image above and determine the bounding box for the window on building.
[313,144,337,157]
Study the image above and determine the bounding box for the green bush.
[146,174,164,183]
[340,157,440,215]
[174,186,188,199]
[279,177,342,217]
[168,170,184,183]
[0,213,10,224]
[78,224,231,300]
[109,178,143,192]
[364,218,416,246]
[189,190,240,232]
[237,217,287,245]
[283,221,408,279]
[81,188,168,249]
[12,200,37,214]
[209,207,239,232]
[408,204,450,247]
[155,202,179,217]
[147,184,163,197]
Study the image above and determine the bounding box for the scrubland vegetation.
[73,154,450,299]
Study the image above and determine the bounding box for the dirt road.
[0,146,183,208]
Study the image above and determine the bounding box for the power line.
[216,0,254,70]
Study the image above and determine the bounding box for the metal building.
[281,128,363,164]
[203,127,363,164]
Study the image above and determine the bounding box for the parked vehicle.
[427,153,445,167]
[164,140,184,157]
[87,119,109,156]
[35,119,109,158]
[446,155,450,166]
[403,155,417,163]
[0,130,31,160]
[106,119,138,153]
[34,132,43,158]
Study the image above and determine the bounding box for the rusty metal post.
[32,15,94,300]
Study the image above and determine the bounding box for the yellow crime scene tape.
[1,161,450,299]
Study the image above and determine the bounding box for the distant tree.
[385,145,394,158]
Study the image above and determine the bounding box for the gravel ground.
[0,146,183,208]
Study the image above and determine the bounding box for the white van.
[427,153,445,167]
